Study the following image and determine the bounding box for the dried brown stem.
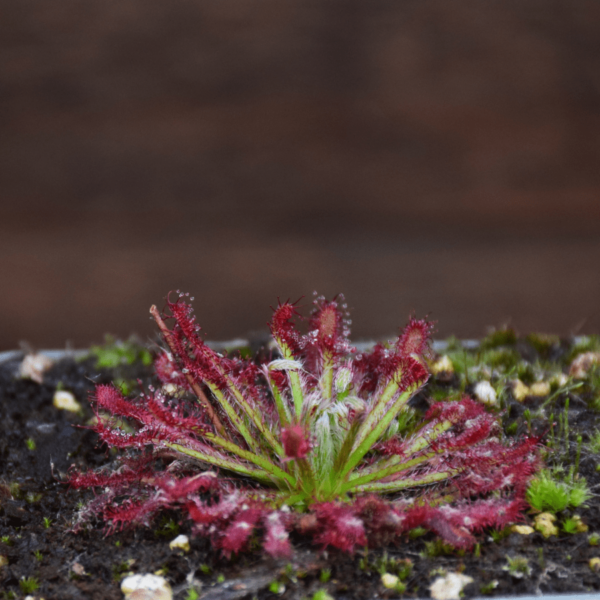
[149,304,230,440]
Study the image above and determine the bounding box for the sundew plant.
[70,293,540,558]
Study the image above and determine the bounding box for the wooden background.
[1,0,600,350]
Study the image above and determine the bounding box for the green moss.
[480,327,517,350]
[422,539,456,557]
[526,333,560,359]
[9,482,20,499]
[111,561,132,582]
[515,362,536,385]
[114,378,135,396]
[409,527,427,539]
[19,577,40,594]
[89,335,152,369]
[319,569,331,583]
[590,430,600,454]
[446,351,477,378]
[480,580,499,595]
[482,348,521,371]
[25,491,43,504]
[503,555,531,579]
[526,470,590,513]
[489,527,511,543]
[154,516,180,539]
[312,590,334,600]
[269,580,285,594]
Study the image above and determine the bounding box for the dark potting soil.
[2,342,600,600]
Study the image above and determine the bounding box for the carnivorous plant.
[69,293,540,557]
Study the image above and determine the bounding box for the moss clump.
[480,327,517,350]
[89,335,152,369]
[526,470,590,513]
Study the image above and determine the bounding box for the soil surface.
[2,337,600,600]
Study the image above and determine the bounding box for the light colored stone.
[71,562,86,576]
[590,557,600,572]
[529,381,551,397]
[534,512,559,538]
[431,355,454,376]
[169,534,190,552]
[511,379,530,402]
[20,353,53,384]
[551,373,569,387]
[429,572,473,600]
[381,573,400,589]
[473,380,498,406]
[53,390,82,412]
[511,524,534,535]
[570,514,589,533]
[121,574,172,600]
[0,554,8,567]
[570,351,600,379]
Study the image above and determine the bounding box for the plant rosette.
[68,292,540,558]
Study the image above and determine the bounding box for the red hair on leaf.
[269,301,303,357]
[396,316,435,358]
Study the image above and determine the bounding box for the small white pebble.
[511,379,530,402]
[71,561,86,575]
[121,573,172,600]
[169,534,190,552]
[429,572,473,600]
[529,381,550,397]
[511,525,534,535]
[473,380,498,406]
[381,573,400,589]
[20,353,53,384]
[551,372,568,387]
[0,555,8,567]
[570,351,600,379]
[431,355,454,375]
[53,390,81,412]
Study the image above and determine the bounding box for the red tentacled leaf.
[311,503,367,552]
[269,302,303,356]
[396,316,434,358]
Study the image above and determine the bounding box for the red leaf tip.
[281,425,311,461]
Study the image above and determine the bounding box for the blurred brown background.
[1,0,600,351]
